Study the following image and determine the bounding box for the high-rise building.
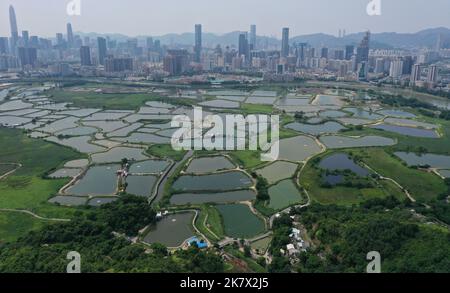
[9,5,19,54]
[56,33,64,47]
[67,23,74,48]
[402,56,413,75]
[97,37,107,66]
[320,47,329,59]
[345,45,354,60]
[356,31,370,64]
[389,59,404,79]
[281,28,289,57]
[297,43,307,64]
[427,65,438,84]
[18,47,37,68]
[334,50,344,60]
[29,36,39,48]
[250,25,257,50]
[146,37,154,50]
[357,61,368,81]
[410,64,421,86]
[21,31,29,47]
[194,24,202,63]
[374,58,385,74]
[164,49,189,75]
[0,38,9,54]
[105,56,133,72]
[80,46,92,66]
[238,33,249,61]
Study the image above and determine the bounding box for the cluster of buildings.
[280,227,309,261]
[1,5,449,91]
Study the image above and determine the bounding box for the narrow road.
[0,163,22,180]
[149,150,194,205]
[0,208,71,222]
[361,162,416,202]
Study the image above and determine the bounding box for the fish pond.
[65,164,119,196]
[186,156,235,173]
[143,212,195,247]
[267,180,303,210]
[170,190,256,205]
[173,171,253,192]
[216,204,265,239]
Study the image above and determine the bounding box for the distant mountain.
[75,27,450,49]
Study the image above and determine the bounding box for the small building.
[187,236,208,249]
[286,244,299,256]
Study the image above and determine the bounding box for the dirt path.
[0,163,22,180]
[361,162,416,202]
[0,208,71,222]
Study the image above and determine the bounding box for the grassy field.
[224,246,267,273]
[345,118,450,155]
[48,88,162,110]
[0,211,49,243]
[228,150,263,169]
[300,151,406,205]
[195,205,225,242]
[0,128,85,241]
[0,164,16,176]
[240,103,274,114]
[352,148,448,202]
[147,144,187,162]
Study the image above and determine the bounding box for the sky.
[1,0,450,38]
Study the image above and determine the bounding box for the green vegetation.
[353,148,447,202]
[300,151,405,205]
[224,246,267,273]
[196,205,225,241]
[97,195,156,236]
[0,211,48,243]
[240,103,274,114]
[0,196,224,273]
[147,144,187,162]
[0,164,16,176]
[48,89,162,110]
[228,150,262,169]
[292,200,450,273]
[0,128,85,241]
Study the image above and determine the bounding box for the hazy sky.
[1,0,450,38]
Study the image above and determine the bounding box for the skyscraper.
[402,56,413,75]
[389,59,404,79]
[18,47,37,68]
[410,64,421,86]
[250,25,257,50]
[67,23,74,48]
[281,27,289,57]
[356,31,370,64]
[146,37,154,50]
[56,33,64,47]
[0,38,9,54]
[238,33,249,62]
[97,37,107,66]
[427,65,438,84]
[194,24,202,63]
[345,45,354,60]
[80,46,92,66]
[9,5,19,54]
[320,47,328,59]
[22,31,29,47]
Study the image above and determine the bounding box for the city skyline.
[1,0,450,38]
